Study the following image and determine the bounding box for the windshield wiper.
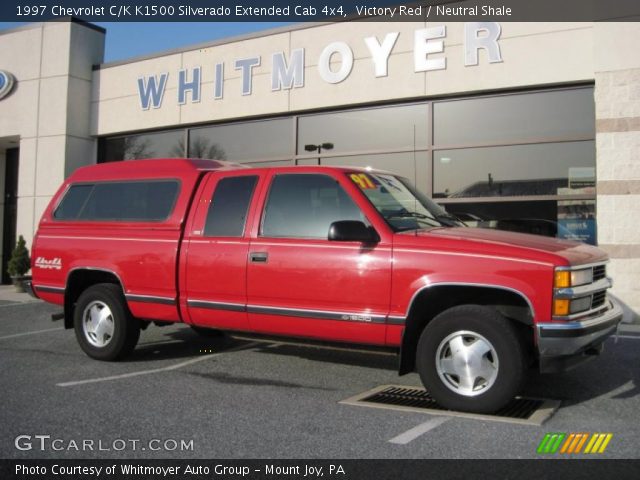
[387,210,429,219]
[435,213,465,227]
[386,210,442,228]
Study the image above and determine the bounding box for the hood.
[396,227,608,266]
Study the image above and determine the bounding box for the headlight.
[570,269,593,287]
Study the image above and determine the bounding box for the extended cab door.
[246,171,392,345]
[182,170,262,330]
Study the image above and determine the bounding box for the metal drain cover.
[340,385,560,426]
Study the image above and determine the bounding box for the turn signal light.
[553,299,570,316]
[554,271,571,288]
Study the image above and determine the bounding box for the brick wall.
[595,65,640,322]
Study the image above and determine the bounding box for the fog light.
[570,296,592,314]
[554,271,571,288]
[553,299,570,316]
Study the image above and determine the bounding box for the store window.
[445,200,596,245]
[433,141,595,198]
[189,118,293,161]
[319,152,430,193]
[298,104,428,154]
[433,86,596,244]
[99,86,596,243]
[433,88,595,146]
[102,130,185,162]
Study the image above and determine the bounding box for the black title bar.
[1,0,640,22]
[2,459,640,480]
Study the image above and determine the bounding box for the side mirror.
[328,221,380,243]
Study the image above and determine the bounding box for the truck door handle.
[249,252,268,263]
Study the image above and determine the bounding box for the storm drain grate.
[340,385,560,426]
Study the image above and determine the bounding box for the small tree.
[7,235,30,278]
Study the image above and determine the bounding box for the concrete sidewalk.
[0,284,40,305]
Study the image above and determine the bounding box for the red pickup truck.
[29,159,622,413]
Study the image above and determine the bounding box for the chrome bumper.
[536,298,623,358]
[24,279,39,300]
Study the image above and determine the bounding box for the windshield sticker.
[349,173,376,190]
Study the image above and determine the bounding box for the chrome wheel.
[435,330,499,397]
[82,300,115,348]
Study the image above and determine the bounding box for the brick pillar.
[594,23,640,322]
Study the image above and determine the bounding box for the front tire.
[74,283,140,361]
[416,305,526,413]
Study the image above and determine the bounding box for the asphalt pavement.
[1,293,639,459]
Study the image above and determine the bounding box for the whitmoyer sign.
[137,22,503,110]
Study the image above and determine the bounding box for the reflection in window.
[298,104,428,154]
[261,174,363,239]
[442,200,596,245]
[244,159,293,167]
[320,152,429,193]
[434,88,595,145]
[102,130,185,161]
[189,119,293,161]
[433,141,595,198]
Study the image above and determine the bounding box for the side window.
[204,176,258,237]
[54,184,93,220]
[53,180,180,221]
[261,174,363,239]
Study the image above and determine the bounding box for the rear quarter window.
[53,180,180,222]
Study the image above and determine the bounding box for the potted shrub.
[7,235,31,293]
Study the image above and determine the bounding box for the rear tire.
[416,305,526,413]
[74,283,140,361]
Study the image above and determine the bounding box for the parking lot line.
[388,416,452,445]
[57,342,260,387]
[57,354,220,387]
[615,335,640,340]
[0,327,63,341]
[0,300,41,308]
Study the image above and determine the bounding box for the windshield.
[347,172,462,231]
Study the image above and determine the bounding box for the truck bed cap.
[70,158,246,182]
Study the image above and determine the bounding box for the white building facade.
[0,20,638,319]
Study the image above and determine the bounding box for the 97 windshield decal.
[349,172,403,192]
[349,173,376,189]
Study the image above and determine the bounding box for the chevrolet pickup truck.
[29,159,623,413]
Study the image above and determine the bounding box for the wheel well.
[399,285,534,375]
[64,270,122,329]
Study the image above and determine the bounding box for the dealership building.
[0,19,638,319]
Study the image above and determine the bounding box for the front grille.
[591,290,607,309]
[592,264,606,281]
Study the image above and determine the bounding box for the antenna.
[413,124,418,236]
